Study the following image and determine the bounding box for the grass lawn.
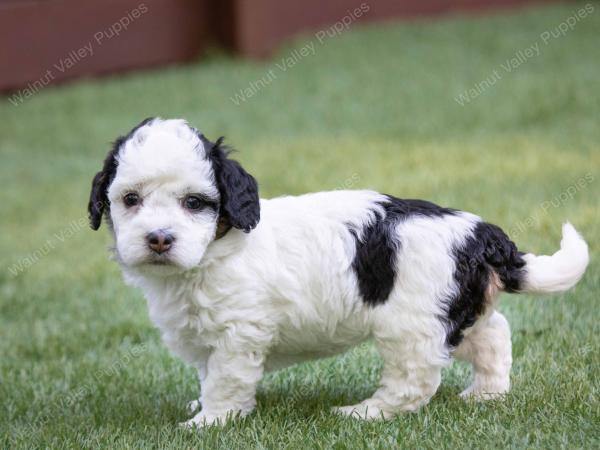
[1,3,599,448]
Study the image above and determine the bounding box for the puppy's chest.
[144,279,226,353]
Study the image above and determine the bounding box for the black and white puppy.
[89,118,589,427]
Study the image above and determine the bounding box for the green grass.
[2,2,599,448]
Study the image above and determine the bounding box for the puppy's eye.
[183,195,205,211]
[123,193,140,207]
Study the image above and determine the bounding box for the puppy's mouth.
[144,254,175,266]
[148,260,170,266]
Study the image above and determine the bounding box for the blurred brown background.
[0,0,556,92]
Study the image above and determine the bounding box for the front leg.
[186,358,209,414]
[182,348,264,429]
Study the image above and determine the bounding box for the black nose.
[146,230,175,254]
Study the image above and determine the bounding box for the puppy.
[88,118,589,427]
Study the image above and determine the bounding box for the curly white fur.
[95,118,588,427]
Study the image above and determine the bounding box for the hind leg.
[334,336,448,420]
[453,310,512,400]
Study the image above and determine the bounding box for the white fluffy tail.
[521,223,589,293]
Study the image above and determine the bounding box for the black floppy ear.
[208,137,260,232]
[88,137,123,230]
[88,171,108,230]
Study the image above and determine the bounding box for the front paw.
[186,399,201,414]
[179,411,225,430]
[332,403,388,420]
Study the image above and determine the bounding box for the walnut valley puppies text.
[7,3,148,107]
[454,3,594,106]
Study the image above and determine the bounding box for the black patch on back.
[444,222,526,347]
[351,196,456,306]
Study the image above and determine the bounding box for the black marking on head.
[88,117,155,230]
[351,196,456,306]
[443,222,526,347]
[200,135,260,234]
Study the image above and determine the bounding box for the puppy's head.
[88,118,259,273]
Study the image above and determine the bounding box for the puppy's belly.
[264,351,346,372]
[264,322,370,372]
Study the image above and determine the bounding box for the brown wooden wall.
[221,0,556,58]
[0,0,557,92]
